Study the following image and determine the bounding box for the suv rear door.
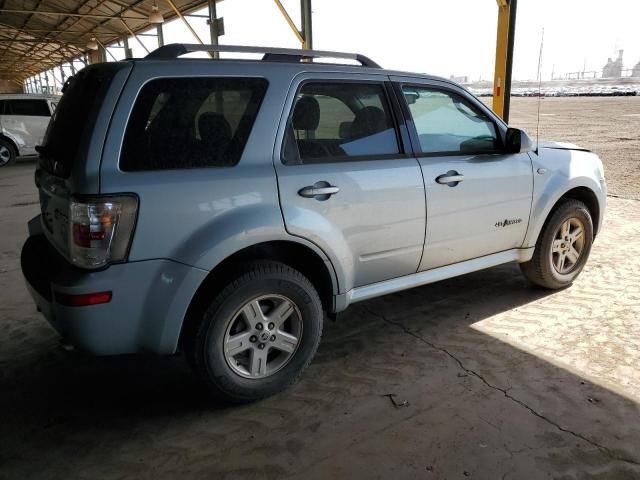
[392,76,533,270]
[274,73,426,291]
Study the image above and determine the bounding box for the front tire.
[187,261,323,403]
[520,199,594,289]
[0,139,17,167]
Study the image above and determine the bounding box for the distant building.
[603,50,624,78]
[449,75,469,83]
[633,61,640,78]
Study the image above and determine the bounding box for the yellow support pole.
[492,0,510,120]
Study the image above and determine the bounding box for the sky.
[33,0,640,87]
[156,0,640,81]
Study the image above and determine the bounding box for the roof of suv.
[135,43,461,90]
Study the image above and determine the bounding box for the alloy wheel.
[551,217,586,274]
[223,294,303,379]
[0,145,11,166]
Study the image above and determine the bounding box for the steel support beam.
[165,0,212,56]
[156,24,164,47]
[120,19,150,54]
[0,8,146,21]
[208,0,219,59]
[300,0,312,49]
[123,36,132,58]
[492,0,517,122]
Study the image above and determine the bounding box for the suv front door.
[393,78,533,271]
[274,74,426,291]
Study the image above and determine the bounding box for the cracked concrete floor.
[1,154,640,478]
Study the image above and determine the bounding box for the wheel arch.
[178,240,337,350]
[559,186,601,236]
[528,185,602,249]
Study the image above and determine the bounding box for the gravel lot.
[506,96,640,200]
[1,97,639,479]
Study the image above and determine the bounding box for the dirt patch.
[505,96,640,200]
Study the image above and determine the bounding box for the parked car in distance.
[21,44,607,403]
[0,94,59,166]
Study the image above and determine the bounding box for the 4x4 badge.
[495,218,523,228]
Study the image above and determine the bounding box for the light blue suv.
[21,44,606,403]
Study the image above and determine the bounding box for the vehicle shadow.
[1,263,639,479]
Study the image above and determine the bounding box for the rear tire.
[186,261,323,403]
[520,199,594,289]
[0,139,17,167]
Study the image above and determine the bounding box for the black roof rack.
[144,43,381,68]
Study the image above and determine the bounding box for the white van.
[0,94,59,166]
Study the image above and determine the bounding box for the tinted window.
[0,101,6,115]
[120,77,268,171]
[8,99,51,117]
[282,82,399,164]
[402,86,500,154]
[39,63,126,178]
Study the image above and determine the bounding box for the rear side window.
[281,82,400,165]
[8,99,51,117]
[120,77,268,171]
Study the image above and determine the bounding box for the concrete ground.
[1,97,640,479]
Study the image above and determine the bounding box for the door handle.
[436,171,464,186]
[298,183,340,198]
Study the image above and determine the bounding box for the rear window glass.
[120,77,268,171]
[8,99,50,117]
[39,64,125,178]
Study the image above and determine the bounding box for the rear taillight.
[69,195,138,269]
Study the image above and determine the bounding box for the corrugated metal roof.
[0,0,209,83]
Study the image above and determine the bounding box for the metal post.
[120,19,150,54]
[300,0,312,49]
[70,60,77,74]
[44,71,51,94]
[165,0,212,57]
[208,0,219,58]
[156,24,164,47]
[492,0,509,119]
[273,0,305,45]
[502,0,517,123]
[123,36,132,59]
[492,0,517,123]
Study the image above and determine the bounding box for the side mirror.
[404,90,420,105]
[505,127,534,154]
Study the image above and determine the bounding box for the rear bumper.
[21,232,207,355]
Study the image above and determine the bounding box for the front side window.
[402,86,500,155]
[282,82,400,164]
[7,99,51,117]
[120,77,268,171]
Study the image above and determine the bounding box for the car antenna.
[534,28,545,155]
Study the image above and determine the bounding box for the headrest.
[351,106,387,138]
[198,112,232,145]
[292,96,320,131]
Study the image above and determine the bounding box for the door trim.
[334,247,534,310]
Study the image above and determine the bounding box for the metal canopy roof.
[0,0,209,82]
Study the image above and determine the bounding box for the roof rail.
[144,43,381,68]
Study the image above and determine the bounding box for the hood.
[539,140,591,152]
